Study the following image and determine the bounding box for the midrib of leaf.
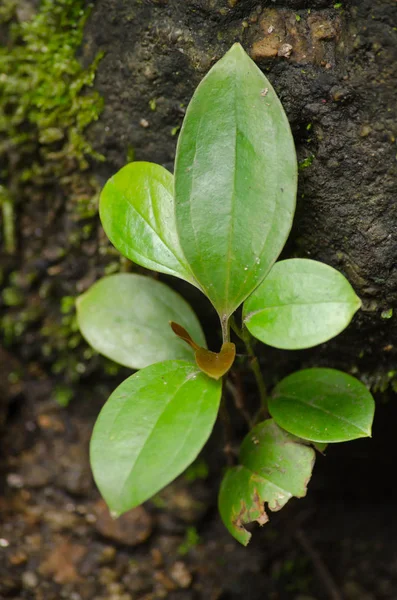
[245,299,356,321]
[131,379,208,485]
[184,97,213,303]
[250,469,293,500]
[94,306,192,355]
[121,189,192,279]
[118,368,201,504]
[274,393,368,435]
[148,284,206,347]
[230,83,283,312]
[147,178,197,284]
[223,63,238,317]
[115,242,190,280]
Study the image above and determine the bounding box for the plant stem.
[225,378,253,428]
[230,315,245,342]
[230,316,268,418]
[221,314,230,343]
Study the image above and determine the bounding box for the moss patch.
[0,0,104,176]
[0,0,104,253]
[0,0,113,384]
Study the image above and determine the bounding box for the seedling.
[77,44,374,545]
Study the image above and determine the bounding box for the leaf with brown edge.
[218,420,315,545]
[170,321,235,380]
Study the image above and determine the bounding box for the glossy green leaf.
[174,43,297,319]
[90,361,222,515]
[243,259,361,349]
[269,368,375,443]
[99,161,197,286]
[219,419,315,545]
[76,273,206,369]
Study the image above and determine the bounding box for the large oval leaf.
[76,273,206,369]
[243,259,361,349]
[100,161,197,286]
[269,368,375,443]
[90,361,222,515]
[219,419,315,545]
[174,43,297,319]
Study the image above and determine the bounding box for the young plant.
[76,44,375,545]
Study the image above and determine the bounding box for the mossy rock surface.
[1,0,397,392]
[0,3,397,599]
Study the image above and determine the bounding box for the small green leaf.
[76,273,206,369]
[269,368,375,443]
[174,43,297,319]
[243,259,361,349]
[219,420,315,545]
[99,161,197,286]
[90,361,222,515]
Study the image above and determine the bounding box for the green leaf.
[90,361,222,515]
[174,43,297,319]
[269,368,375,443]
[99,161,197,286]
[243,259,361,349]
[76,273,206,369]
[219,419,315,545]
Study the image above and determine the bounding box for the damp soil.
[1,374,397,600]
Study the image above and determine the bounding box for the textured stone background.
[82,0,397,388]
[1,2,397,599]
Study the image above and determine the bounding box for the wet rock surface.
[83,0,397,383]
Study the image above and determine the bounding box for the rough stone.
[94,500,153,546]
[169,561,193,588]
[82,0,397,383]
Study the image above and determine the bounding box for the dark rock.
[82,0,397,382]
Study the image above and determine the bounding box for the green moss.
[0,186,15,254]
[54,384,74,407]
[183,458,209,482]
[2,286,24,307]
[298,155,315,170]
[0,0,104,252]
[0,0,110,383]
[0,0,17,23]
[178,527,200,555]
[126,145,136,163]
[0,0,104,172]
[370,369,397,394]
